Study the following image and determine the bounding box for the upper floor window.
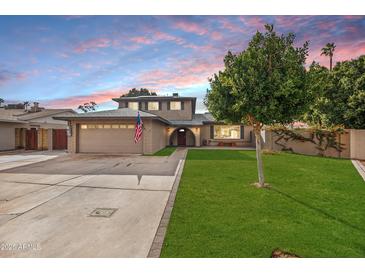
[148,101,159,110]
[170,101,181,110]
[128,102,139,110]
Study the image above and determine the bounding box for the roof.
[112,95,197,101]
[169,113,216,126]
[0,117,26,124]
[54,108,170,124]
[0,108,26,118]
[15,109,75,121]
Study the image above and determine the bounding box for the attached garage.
[0,119,25,151]
[55,108,170,154]
[0,126,15,151]
[78,123,142,154]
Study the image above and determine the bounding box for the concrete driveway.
[0,151,63,171]
[0,149,186,257]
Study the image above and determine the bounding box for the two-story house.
[56,93,254,154]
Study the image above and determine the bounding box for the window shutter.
[167,101,170,110]
[181,101,184,110]
[159,101,162,110]
[210,125,214,139]
[240,126,244,139]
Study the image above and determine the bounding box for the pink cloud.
[137,59,223,89]
[74,38,111,53]
[317,21,338,30]
[211,31,223,40]
[0,70,29,86]
[130,36,154,45]
[239,16,267,29]
[154,31,185,45]
[274,16,313,30]
[45,88,126,108]
[172,21,208,36]
[219,18,246,33]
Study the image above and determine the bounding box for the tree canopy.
[304,55,365,129]
[121,88,157,97]
[78,101,97,113]
[205,24,309,127]
[205,24,309,187]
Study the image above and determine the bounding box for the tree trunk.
[330,55,333,71]
[254,129,265,187]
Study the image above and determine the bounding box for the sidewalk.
[352,160,365,182]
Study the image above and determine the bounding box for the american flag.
[134,111,143,143]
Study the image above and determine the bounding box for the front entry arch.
[169,127,195,147]
[177,128,186,146]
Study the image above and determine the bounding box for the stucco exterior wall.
[350,129,365,160]
[37,128,48,150]
[263,129,351,158]
[150,120,168,154]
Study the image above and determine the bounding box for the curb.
[147,150,187,258]
[352,160,365,182]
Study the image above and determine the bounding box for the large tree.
[303,62,331,127]
[122,88,157,97]
[321,43,336,71]
[205,24,309,187]
[305,55,365,129]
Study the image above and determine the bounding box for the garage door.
[53,129,68,150]
[78,124,143,154]
[0,127,15,151]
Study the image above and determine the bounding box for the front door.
[177,129,186,146]
[26,128,38,150]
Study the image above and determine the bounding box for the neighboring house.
[56,94,254,154]
[0,102,75,151]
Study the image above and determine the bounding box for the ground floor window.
[214,125,240,139]
[80,124,135,129]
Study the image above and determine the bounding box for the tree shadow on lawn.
[187,150,256,161]
[270,187,365,234]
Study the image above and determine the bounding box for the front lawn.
[152,147,176,156]
[161,150,365,258]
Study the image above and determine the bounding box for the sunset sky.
[0,15,364,112]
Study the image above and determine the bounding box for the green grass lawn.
[151,147,176,156]
[161,149,365,258]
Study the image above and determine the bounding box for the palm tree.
[321,43,336,71]
[23,101,30,111]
